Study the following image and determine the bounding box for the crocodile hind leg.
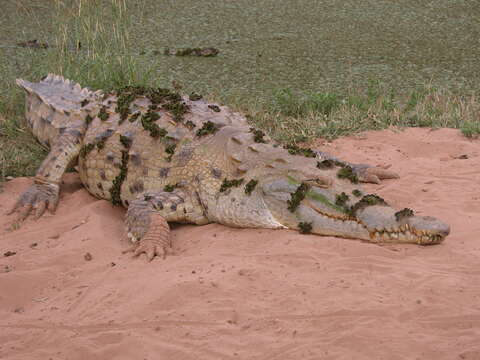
[7,126,85,225]
[123,189,208,261]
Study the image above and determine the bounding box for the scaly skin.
[8,75,450,261]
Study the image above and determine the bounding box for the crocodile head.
[259,171,450,245]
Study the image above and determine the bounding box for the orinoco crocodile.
[7,75,450,260]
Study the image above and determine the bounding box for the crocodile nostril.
[440,225,451,237]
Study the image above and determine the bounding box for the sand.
[0,127,479,360]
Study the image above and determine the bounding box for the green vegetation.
[163,99,189,122]
[85,114,93,125]
[1,0,480,181]
[305,189,348,214]
[96,137,107,150]
[219,178,244,193]
[165,47,219,57]
[337,165,359,184]
[244,179,258,195]
[316,160,335,169]
[249,128,267,143]
[98,106,109,121]
[129,111,141,123]
[283,144,316,158]
[395,208,415,221]
[109,150,129,206]
[352,189,363,198]
[287,183,309,212]
[272,88,341,117]
[250,83,480,143]
[119,135,132,149]
[141,109,166,138]
[165,144,177,162]
[196,121,219,137]
[0,114,47,180]
[351,194,388,216]
[163,183,179,192]
[335,192,350,207]
[298,222,313,234]
[208,104,221,112]
[189,93,203,101]
[79,143,95,159]
[116,85,189,124]
[0,0,153,181]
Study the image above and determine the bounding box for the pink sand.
[1,128,479,359]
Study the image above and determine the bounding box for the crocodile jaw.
[260,178,450,244]
[356,205,449,244]
[295,204,449,244]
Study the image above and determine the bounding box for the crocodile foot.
[314,150,399,184]
[124,199,172,261]
[6,178,60,228]
[123,235,172,261]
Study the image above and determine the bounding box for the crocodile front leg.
[7,127,85,224]
[123,189,208,261]
[314,149,399,184]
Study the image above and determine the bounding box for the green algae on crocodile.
[220,178,244,193]
[113,85,190,125]
[244,179,258,195]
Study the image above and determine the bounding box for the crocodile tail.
[16,74,102,146]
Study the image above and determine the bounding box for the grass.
[0,0,479,181]
[243,81,480,143]
[0,0,154,181]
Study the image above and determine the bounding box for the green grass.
[0,0,155,181]
[237,82,480,143]
[1,0,479,181]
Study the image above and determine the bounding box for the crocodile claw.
[123,239,172,261]
[124,204,172,262]
[6,182,59,228]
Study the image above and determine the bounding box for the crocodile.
[7,74,450,260]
